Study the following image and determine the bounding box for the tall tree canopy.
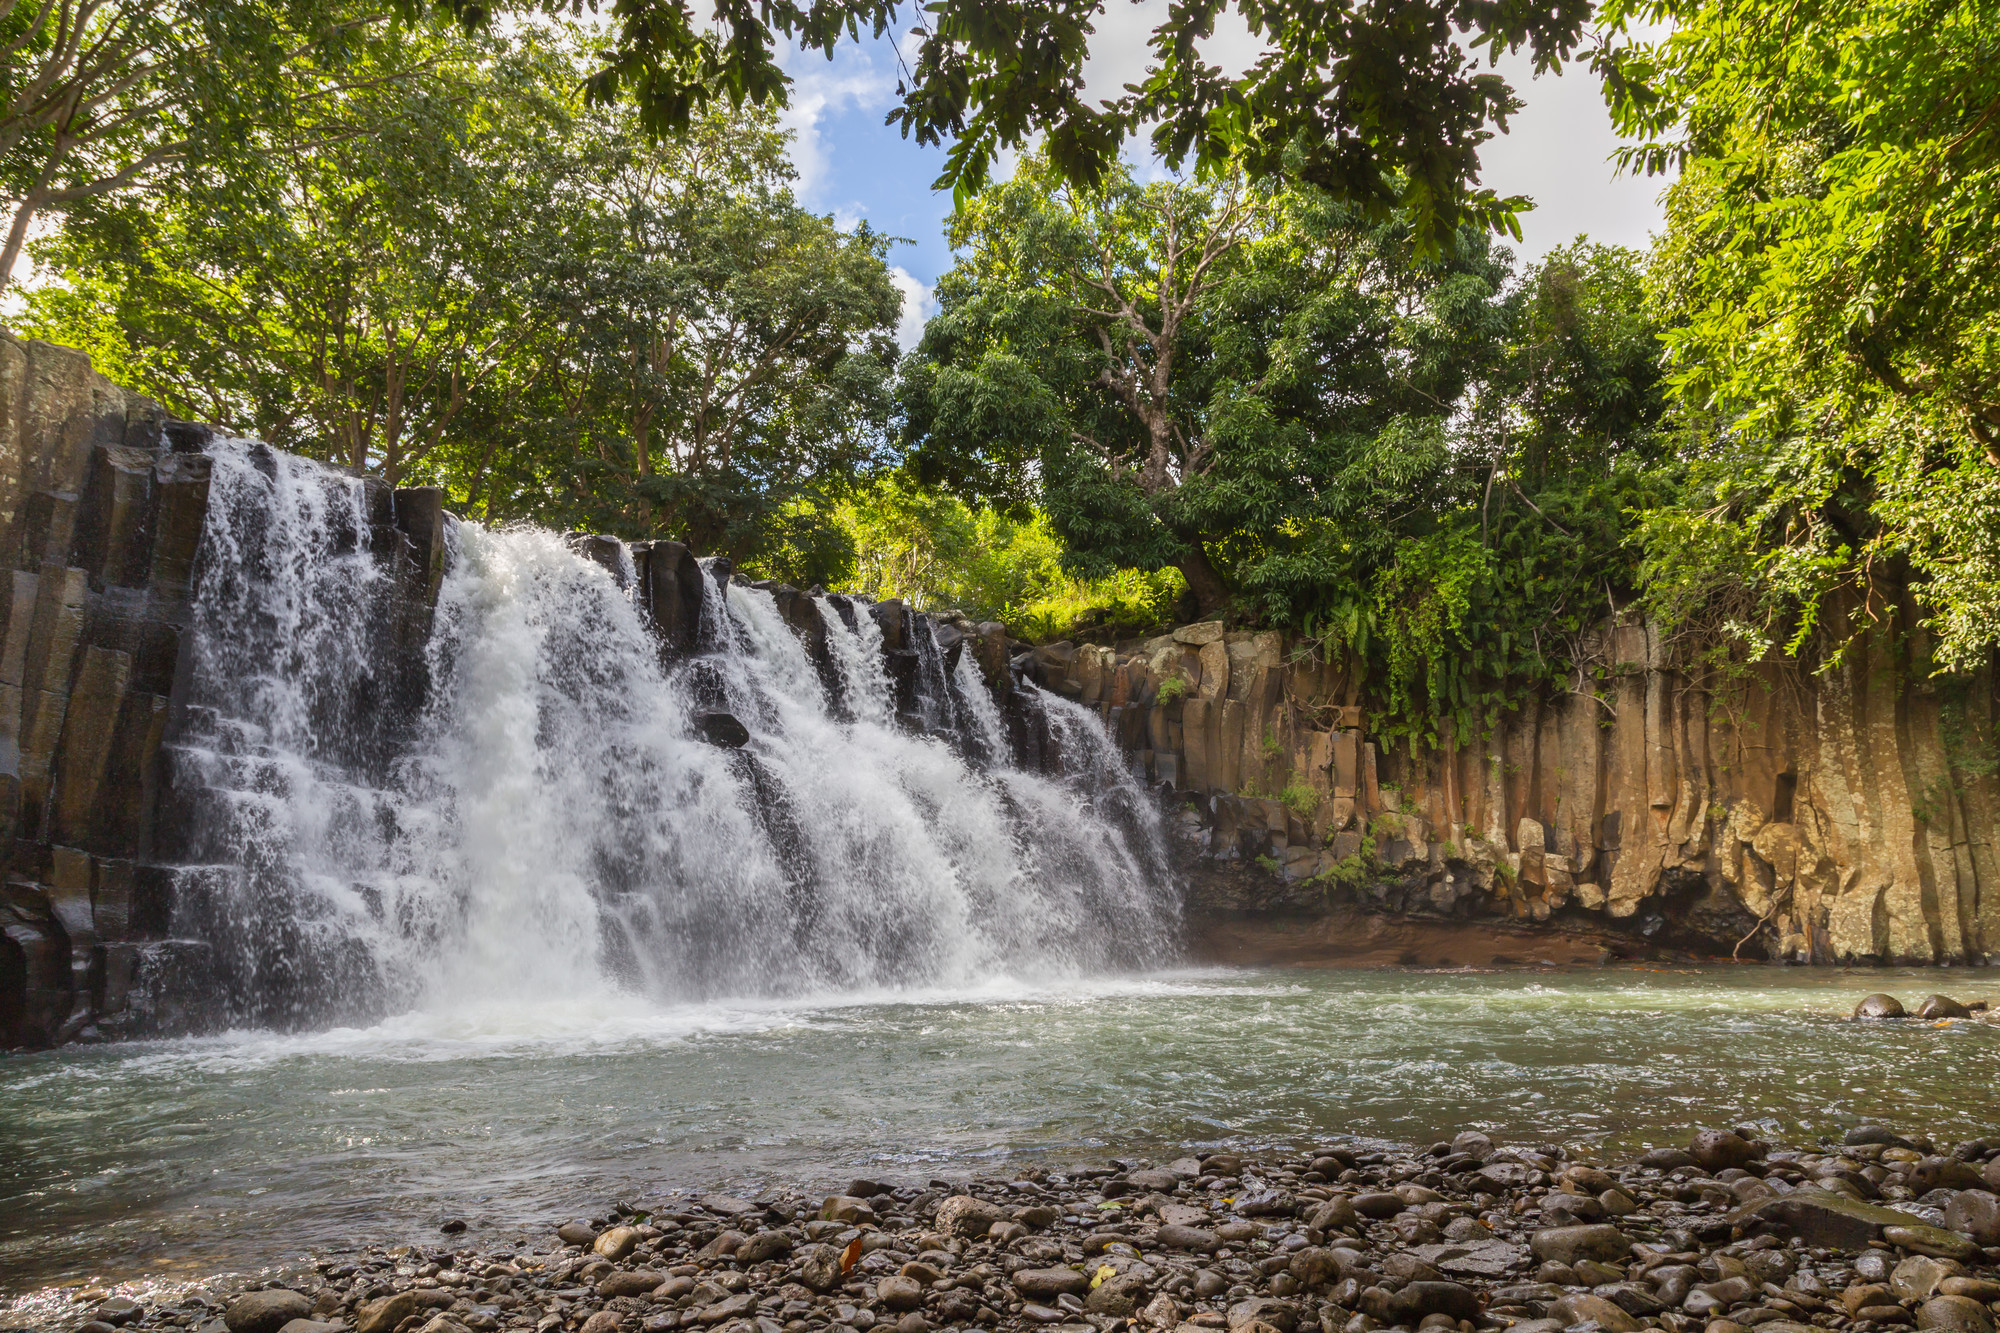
[420,0,1594,251]
[1601,0,2000,672]
[898,153,1667,741]
[23,23,901,566]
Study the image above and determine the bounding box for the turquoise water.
[2,964,1995,1299]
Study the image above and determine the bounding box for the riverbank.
[25,1116,2000,1333]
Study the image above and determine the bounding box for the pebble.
[48,1119,2000,1333]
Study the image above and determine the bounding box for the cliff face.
[1023,612,2000,965]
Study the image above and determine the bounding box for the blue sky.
[774,14,1671,348]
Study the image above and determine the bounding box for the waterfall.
[156,442,1180,1032]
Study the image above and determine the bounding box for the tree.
[1601,0,2000,671]
[24,24,904,560]
[419,0,1594,252]
[0,0,379,294]
[901,159,1668,739]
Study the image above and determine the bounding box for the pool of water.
[3,964,1995,1299]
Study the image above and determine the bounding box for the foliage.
[829,474,1183,638]
[22,23,901,561]
[0,0,372,295]
[420,0,1594,252]
[900,154,1670,741]
[1279,782,1317,819]
[1601,0,2000,672]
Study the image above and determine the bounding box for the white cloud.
[889,266,937,350]
[775,39,900,205]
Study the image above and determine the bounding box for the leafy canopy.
[1601,0,2000,672]
[415,0,1593,250]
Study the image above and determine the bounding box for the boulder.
[876,1276,924,1311]
[1854,993,1907,1019]
[936,1195,1007,1238]
[1847,1125,1918,1149]
[1014,1268,1090,1298]
[1690,1129,1759,1171]
[1917,995,1974,1020]
[1086,1274,1151,1316]
[1886,1225,1983,1261]
[1546,1294,1642,1333]
[1528,1224,1631,1266]
[1729,1186,1920,1249]
[1157,1225,1221,1252]
[1945,1193,2000,1250]
[796,1243,844,1292]
[693,712,750,748]
[1919,1297,1996,1333]
[595,1225,645,1260]
[225,1292,312,1333]
[355,1292,454,1333]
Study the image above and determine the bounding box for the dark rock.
[1854,994,1907,1019]
[598,1272,667,1298]
[439,1218,467,1234]
[876,1277,924,1311]
[1399,1282,1479,1321]
[1848,1125,1919,1149]
[740,1230,794,1262]
[1731,1187,1929,1248]
[1158,1225,1222,1252]
[558,1220,599,1246]
[1918,1297,1995,1333]
[1690,1128,1760,1171]
[1546,1294,1641,1333]
[225,1291,312,1333]
[1013,1268,1090,1298]
[796,1243,844,1292]
[1528,1224,1631,1266]
[1886,1224,1983,1261]
[936,1195,1006,1237]
[694,712,751,748]
[1639,1147,1697,1170]
[1352,1192,1405,1219]
[1916,995,1974,1020]
[94,1298,144,1327]
[1936,1192,2000,1248]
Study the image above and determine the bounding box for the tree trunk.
[1176,541,1229,617]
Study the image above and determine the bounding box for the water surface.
[5,963,1995,1299]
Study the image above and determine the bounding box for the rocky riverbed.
[31,1115,2000,1333]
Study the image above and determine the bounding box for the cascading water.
[156,442,1179,1032]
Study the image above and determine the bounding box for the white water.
[159,443,1178,1032]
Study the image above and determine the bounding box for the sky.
[774,8,1671,348]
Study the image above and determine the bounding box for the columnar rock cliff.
[1024,611,2000,965]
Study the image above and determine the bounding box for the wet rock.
[1887,1225,1983,1261]
[1849,1125,1920,1149]
[1308,1197,1360,1232]
[1919,1297,1996,1333]
[694,712,751,747]
[1086,1273,1151,1315]
[225,1291,312,1333]
[1541,1192,1606,1226]
[797,1243,844,1292]
[94,1298,144,1326]
[1893,1256,1967,1301]
[1226,1298,1297,1332]
[275,1322,343,1333]
[559,1220,600,1246]
[1529,1224,1631,1266]
[1451,1131,1496,1160]
[1729,1185,1920,1248]
[596,1225,645,1260]
[876,1276,924,1311]
[1855,994,1907,1019]
[1128,1169,1183,1192]
[1353,1192,1405,1219]
[820,1196,878,1225]
[937,1195,1007,1237]
[1944,1278,2000,1302]
[1015,1268,1091,1298]
[1547,1294,1642,1332]
[1916,995,1974,1020]
[1159,1225,1222,1252]
[580,1314,624,1333]
[1690,1129,1760,1171]
[1639,1147,1697,1170]
[1399,1281,1479,1322]
[599,1272,667,1298]
[1411,1239,1526,1278]
[741,1230,794,1262]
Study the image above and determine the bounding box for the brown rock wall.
[1031,605,2000,964]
